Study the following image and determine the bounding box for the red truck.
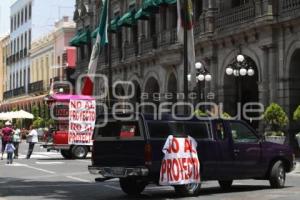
[42,94,96,159]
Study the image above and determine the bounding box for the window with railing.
[232,0,250,8]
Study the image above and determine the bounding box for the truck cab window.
[184,122,210,139]
[214,122,226,141]
[230,121,258,143]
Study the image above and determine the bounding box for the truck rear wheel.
[119,178,146,196]
[218,180,233,190]
[61,150,72,159]
[269,160,286,188]
[174,183,201,196]
[71,146,88,159]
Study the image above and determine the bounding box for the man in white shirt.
[26,125,38,159]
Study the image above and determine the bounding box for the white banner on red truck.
[159,135,200,186]
[68,99,96,145]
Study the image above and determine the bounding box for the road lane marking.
[0,183,95,189]
[76,160,91,163]
[65,176,91,183]
[35,161,64,165]
[14,162,56,174]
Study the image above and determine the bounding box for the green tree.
[263,103,288,134]
[293,105,300,121]
[33,117,45,128]
[31,105,40,120]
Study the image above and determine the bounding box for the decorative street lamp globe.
[205,74,212,82]
[239,68,247,76]
[237,54,245,62]
[195,62,203,70]
[197,74,205,81]
[247,68,255,76]
[233,69,239,76]
[226,67,233,75]
[187,74,192,82]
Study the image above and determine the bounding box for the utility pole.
[108,0,113,110]
[183,0,188,114]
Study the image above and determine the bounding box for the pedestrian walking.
[4,140,15,164]
[1,121,13,160]
[26,124,38,159]
[12,126,21,159]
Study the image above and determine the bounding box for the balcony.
[20,50,23,59]
[215,3,255,31]
[13,86,26,96]
[29,80,44,94]
[112,48,122,64]
[140,37,155,55]
[3,90,13,100]
[124,43,137,60]
[279,0,300,16]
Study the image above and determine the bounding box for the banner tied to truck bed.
[68,99,96,145]
[159,135,200,186]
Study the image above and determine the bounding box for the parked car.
[88,113,296,196]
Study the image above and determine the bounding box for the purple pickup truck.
[88,113,296,196]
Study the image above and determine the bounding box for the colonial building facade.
[0,35,10,102]
[0,16,76,112]
[72,0,300,145]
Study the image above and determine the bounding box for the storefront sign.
[68,99,96,145]
[159,135,200,185]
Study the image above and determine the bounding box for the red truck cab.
[43,94,95,159]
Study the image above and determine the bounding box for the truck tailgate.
[93,140,146,167]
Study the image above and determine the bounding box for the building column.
[259,45,270,106]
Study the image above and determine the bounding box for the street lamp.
[226,54,255,77]
[225,54,254,105]
[188,61,211,103]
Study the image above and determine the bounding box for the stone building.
[72,0,300,145]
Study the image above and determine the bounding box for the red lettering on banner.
[70,123,82,131]
[167,159,173,181]
[184,138,197,153]
[172,159,180,181]
[193,158,200,180]
[84,101,95,109]
[160,160,166,182]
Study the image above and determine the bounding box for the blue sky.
[0,0,16,36]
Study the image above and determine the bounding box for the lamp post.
[188,62,212,104]
[225,54,255,106]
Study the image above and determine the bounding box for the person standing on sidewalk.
[4,140,15,164]
[12,126,21,159]
[1,121,13,160]
[26,125,38,159]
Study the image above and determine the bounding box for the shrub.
[263,103,288,132]
[194,109,207,117]
[221,112,232,119]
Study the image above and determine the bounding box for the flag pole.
[183,0,188,114]
[108,0,113,110]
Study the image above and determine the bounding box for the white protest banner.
[159,135,200,186]
[68,99,96,145]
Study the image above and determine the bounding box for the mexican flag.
[177,0,196,88]
[81,0,109,96]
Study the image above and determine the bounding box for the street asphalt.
[0,141,300,200]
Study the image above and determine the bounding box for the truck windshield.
[93,120,143,140]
